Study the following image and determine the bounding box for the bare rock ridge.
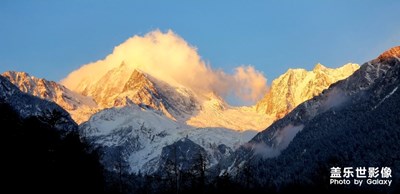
[378,46,400,60]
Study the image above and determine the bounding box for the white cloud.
[61,30,267,103]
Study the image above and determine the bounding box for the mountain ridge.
[0,74,77,133]
[2,61,359,131]
[2,71,98,124]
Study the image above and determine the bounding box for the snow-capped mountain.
[57,30,359,130]
[2,71,98,124]
[1,42,362,181]
[1,60,361,180]
[218,46,400,191]
[80,104,256,174]
[60,60,270,130]
[121,69,199,122]
[0,74,77,133]
[256,63,359,119]
[59,57,357,131]
[3,62,358,132]
[64,62,201,122]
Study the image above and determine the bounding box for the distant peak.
[313,63,326,71]
[286,68,307,74]
[1,71,36,82]
[3,71,30,77]
[340,63,360,71]
[130,69,147,79]
[378,46,400,60]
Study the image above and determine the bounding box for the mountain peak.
[2,71,35,83]
[378,46,400,60]
[256,63,359,119]
[122,69,150,92]
[313,63,326,71]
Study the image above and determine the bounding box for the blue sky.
[0,0,399,83]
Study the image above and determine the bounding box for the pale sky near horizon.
[0,1,399,93]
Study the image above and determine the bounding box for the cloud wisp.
[250,124,304,159]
